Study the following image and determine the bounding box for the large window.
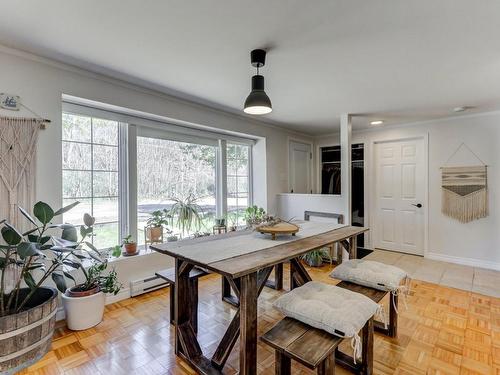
[227,143,251,226]
[136,136,217,241]
[62,113,121,249]
[62,103,254,249]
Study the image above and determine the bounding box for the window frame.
[61,110,128,249]
[62,100,254,246]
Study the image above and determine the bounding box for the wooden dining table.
[151,222,368,375]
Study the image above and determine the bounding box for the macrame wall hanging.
[0,116,45,230]
[441,143,488,223]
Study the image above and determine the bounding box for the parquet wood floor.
[19,263,500,375]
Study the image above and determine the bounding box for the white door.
[289,141,312,194]
[374,138,426,255]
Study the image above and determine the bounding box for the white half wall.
[276,193,344,221]
[313,112,500,270]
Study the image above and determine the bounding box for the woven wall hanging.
[441,143,488,223]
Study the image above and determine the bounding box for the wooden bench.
[261,317,374,375]
[336,281,397,338]
[155,267,208,332]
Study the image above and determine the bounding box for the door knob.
[412,203,422,208]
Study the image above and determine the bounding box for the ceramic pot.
[147,226,163,242]
[61,288,105,330]
[123,242,137,254]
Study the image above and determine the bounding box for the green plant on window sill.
[168,193,204,235]
[146,209,171,228]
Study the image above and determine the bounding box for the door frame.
[369,134,429,256]
[287,137,313,194]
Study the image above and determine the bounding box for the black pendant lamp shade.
[244,49,272,115]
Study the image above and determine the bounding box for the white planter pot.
[61,291,105,330]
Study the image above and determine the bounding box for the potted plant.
[0,201,99,373]
[168,194,204,236]
[227,212,238,231]
[214,217,226,227]
[145,209,171,243]
[302,249,331,267]
[61,254,121,331]
[166,234,179,242]
[244,205,266,227]
[122,235,137,255]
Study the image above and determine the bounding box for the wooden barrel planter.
[0,287,58,375]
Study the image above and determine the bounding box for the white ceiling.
[1,1,500,135]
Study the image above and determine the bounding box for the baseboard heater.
[130,274,170,297]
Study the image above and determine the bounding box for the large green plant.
[0,201,120,316]
[146,209,171,228]
[168,194,204,235]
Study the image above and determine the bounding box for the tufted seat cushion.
[330,259,407,292]
[273,281,380,338]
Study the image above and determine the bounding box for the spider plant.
[168,194,204,235]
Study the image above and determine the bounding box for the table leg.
[264,263,283,290]
[222,276,240,307]
[289,258,312,290]
[350,235,358,259]
[239,272,258,375]
[175,259,196,356]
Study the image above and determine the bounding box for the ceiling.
[0,1,500,135]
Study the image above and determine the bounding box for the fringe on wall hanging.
[441,143,488,223]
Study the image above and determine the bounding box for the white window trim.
[62,100,255,244]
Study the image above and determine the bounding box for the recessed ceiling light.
[453,106,467,113]
[370,120,384,126]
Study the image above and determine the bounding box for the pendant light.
[244,49,272,115]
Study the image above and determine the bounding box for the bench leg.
[275,351,291,375]
[317,351,335,375]
[361,318,374,375]
[169,283,175,324]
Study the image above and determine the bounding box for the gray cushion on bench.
[330,259,407,292]
[273,281,379,339]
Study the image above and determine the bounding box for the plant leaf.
[63,260,81,269]
[54,201,80,216]
[84,241,100,254]
[24,272,37,290]
[51,246,75,253]
[63,271,76,284]
[18,206,38,226]
[52,237,78,249]
[61,226,78,242]
[1,225,22,245]
[23,227,40,236]
[17,242,39,259]
[83,213,95,227]
[51,272,67,293]
[33,201,54,225]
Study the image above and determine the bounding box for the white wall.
[0,46,311,306]
[313,112,500,270]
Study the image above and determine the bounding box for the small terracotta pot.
[123,242,137,255]
[65,285,100,298]
[147,226,163,241]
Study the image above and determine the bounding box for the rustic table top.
[151,222,368,278]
